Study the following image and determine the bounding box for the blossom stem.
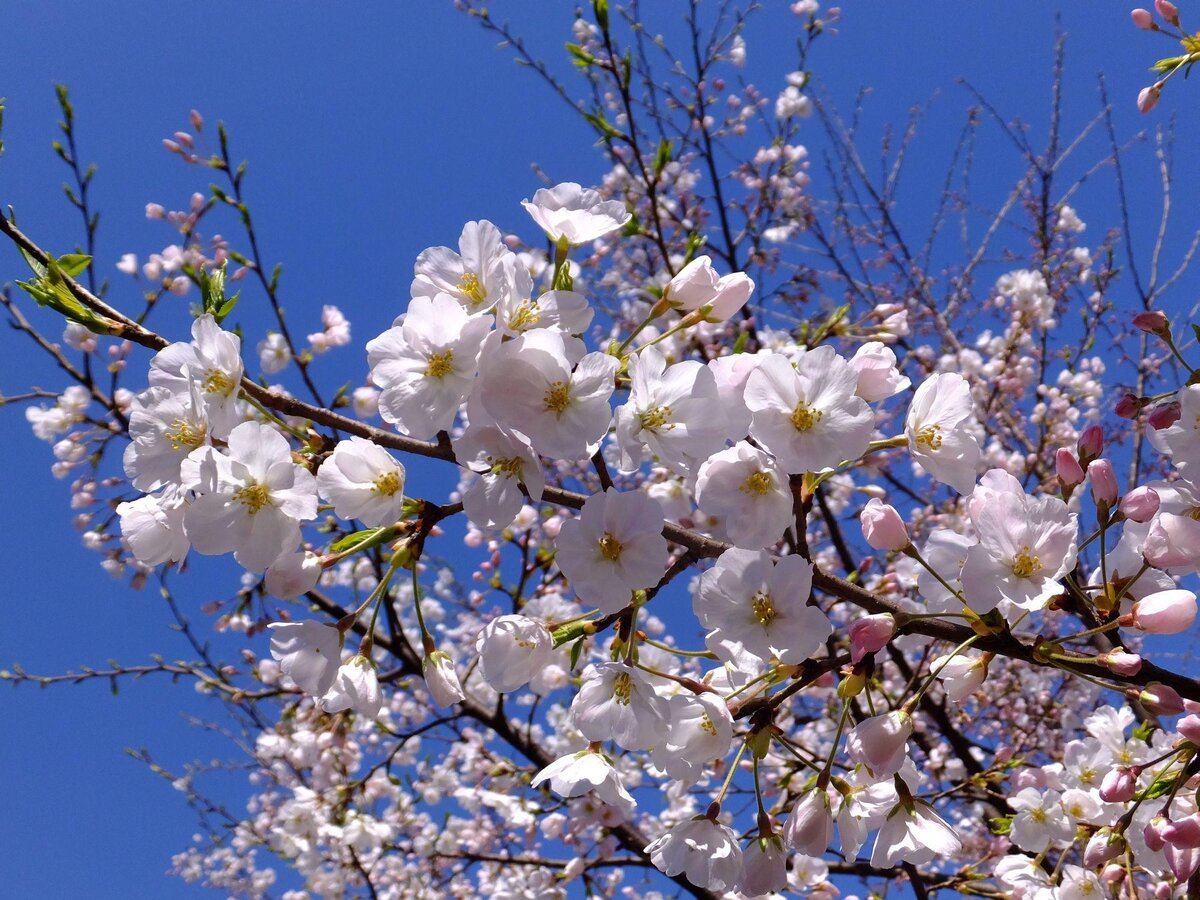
[241,392,310,441]
[711,738,750,812]
[640,638,718,658]
[338,550,405,632]
[1041,618,1122,647]
[818,703,851,790]
[908,633,982,706]
[771,730,823,772]
[411,564,436,656]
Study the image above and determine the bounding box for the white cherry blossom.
[316,436,407,527]
[521,182,630,245]
[905,372,981,494]
[694,442,792,550]
[148,314,245,439]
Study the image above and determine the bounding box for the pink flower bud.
[1078,425,1104,462]
[1163,814,1200,849]
[190,109,204,131]
[1178,714,1200,744]
[859,498,909,551]
[849,614,896,663]
[1102,863,1126,884]
[1084,829,1125,866]
[1055,448,1085,487]
[1088,459,1118,506]
[1165,842,1200,885]
[845,710,912,777]
[1148,401,1181,430]
[1145,816,1168,852]
[1156,0,1180,24]
[1144,514,1200,569]
[1132,7,1155,27]
[1099,768,1137,803]
[162,139,181,153]
[1100,649,1143,675]
[1133,309,1170,335]
[1128,589,1198,634]
[1120,486,1160,522]
[1139,84,1162,114]
[1114,393,1142,419]
[1133,683,1185,716]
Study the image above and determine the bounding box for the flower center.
[373,471,402,497]
[166,418,207,451]
[544,381,571,414]
[233,481,272,514]
[507,301,541,332]
[1011,547,1041,579]
[203,368,235,397]
[740,470,773,495]
[598,532,623,562]
[490,456,524,479]
[699,712,718,736]
[1187,505,1200,522]
[612,671,633,705]
[639,405,672,430]
[457,272,487,305]
[425,350,455,379]
[751,590,777,626]
[915,424,944,450]
[790,401,823,432]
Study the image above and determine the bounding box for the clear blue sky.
[0,2,1194,897]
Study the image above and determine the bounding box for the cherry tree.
[4,1,1200,897]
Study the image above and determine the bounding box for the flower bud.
[859,498,909,551]
[1133,683,1185,716]
[1119,486,1160,522]
[1100,649,1143,675]
[1155,0,1180,24]
[1144,514,1200,569]
[1127,589,1198,634]
[1145,815,1168,852]
[1138,84,1162,115]
[1133,309,1170,335]
[783,789,834,855]
[1099,767,1137,803]
[190,109,204,131]
[666,255,721,310]
[845,710,912,777]
[849,614,896,663]
[1078,425,1104,463]
[701,272,755,322]
[1055,448,1085,487]
[1115,393,1143,419]
[423,650,466,707]
[1084,828,1125,866]
[1148,401,1181,430]
[1177,713,1200,744]
[1163,814,1200,849]
[1088,458,1118,507]
[1131,7,1155,27]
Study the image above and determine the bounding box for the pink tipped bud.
[1088,459,1119,507]
[1128,589,1198,634]
[1133,683,1185,716]
[849,614,896,663]
[145,203,165,220]
[859,498,909,551]
[1132,7,1155,27]
[1078,425,1104,463]
[162,138,181,154]
[1163,814,1200,849]
[1114,393,1143,419]
[1120,486,1160,522]
[1139,84,1162,114]
[1146,816,1168,852]
[1155,0,1180,24]
[1100,649,1143,675]
[190,109,204,131]
[1084,829,1125,866]
[1133,309,1170,335]
[1148,401,1181,430]
[173,131,194,148]
[1102,863,1126,884]
[1099,768,1138,803]
[1178,713,1200,744]
[1055,448,1085,487]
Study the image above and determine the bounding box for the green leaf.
[565,43,596,66]
[987,815,1012,836]
[56,253,92,278]
[1133,719,1156,743]
[582,111,624,142]
[732,329,749,354]
[654,138,673,175]
[331,529,382,553]
[592,0,608,32]
[569,637,585,671]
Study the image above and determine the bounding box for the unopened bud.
[1132,7,1156,28]
[859,499,909,552]
[849,614,896,663]
[1114,393,1143,419]
[1133,309,1170,336]
[1132,682,1185,716]
[1078,425,1104,463]
[1119,485,1160,522]
[1100,649,1143,675]
[1138,83,1162,115]
[1155,0,1180,25]
[1056,448,1085,487]
[1088,458,1119,507]
[1148,401,1181,430]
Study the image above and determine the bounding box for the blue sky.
[0,2,1196,897]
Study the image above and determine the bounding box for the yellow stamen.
[491,457,524,479]
[166,418,207,451]
[233,482,271,514]
[613,671,633,705]
[915,424,943,450]
[751,590,777,627]
[790,401,823,432]
[373,471,402,497]
[740,471,773,495]
[1011,547,1041,579]
[507,301,541,332]
[426,350,455,379]
[457,272,487,305]
[544,381,571,414]
[639,405,672,430]
[203,368,235,398]
[598,532,623,562]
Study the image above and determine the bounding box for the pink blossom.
[849,614,896,663]
[859,499,909,551]
[1119,485,1160,522]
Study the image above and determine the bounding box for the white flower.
[494,256,592,337]
[645,817,744,893]
[307,304,351,352]
[784,788,835,855]
[849,341,910,402]
[916,528,972,612]
[744,348,873,474]
[1008,787,1074,852]
[931,652,988,704]
[741,836,787,896]
[452,424,544,531]
[475,615,556,693]
[650,692,734,785]
[148,314,245,439]
[613,346,728,473]
[180,421,319,572]
[571,662,669,751]
[423,651,465,707]
[316,436,407,527]
[695,442,791,550]
[530,749,635,815]
[123,383,211,491]
[1160,385,1200,475]
[521,182,630,245]
[319,655,382,718]
[960,476,1078,612]
[117,489,189,566]
[554,488,668,613]
[775,85,813,119]
[411,219,512,313]
[268,620,342,696]
[694,548,831,666]
[905,373,981,494]
[845,710,912,777]
[480,329,617,460]
[257,333,291,374]
[264,550,322,599]
[869,800,962,868]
